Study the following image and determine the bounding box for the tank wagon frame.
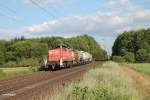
[43,46,92,70]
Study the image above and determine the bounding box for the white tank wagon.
[78,51,92,64]
[81,51,93,63]
[75,51,84,64]
[71,50,92,65]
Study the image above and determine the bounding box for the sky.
[0,0,150,55]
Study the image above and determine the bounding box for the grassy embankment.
[0,67,39,78]
[127,63,150,76]
[50,62,142,100]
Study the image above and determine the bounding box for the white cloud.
[111,16,126,25]
[107,0,134,11]
[24,12,128,37]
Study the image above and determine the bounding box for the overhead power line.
[30,0,70,28]
[0,11,28,26]
[0,0,70,29]
[30,0,57,19]
[0,3,28,26]
[0,3,17,14]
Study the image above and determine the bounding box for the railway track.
[0,62,100,100]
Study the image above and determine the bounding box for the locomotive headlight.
[72,52,74,56]
[49,51,52,54]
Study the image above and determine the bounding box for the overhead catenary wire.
[0,11,27,26]
[29,0,70,29]
[0,0,70,29]
[30,0,57,19]
[0,3,18,15]
[0,4,28,26]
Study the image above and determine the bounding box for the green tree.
[136,49,148,63]
[0,40,6,65]
[0,52,4,65]
[5,52,16,62]
[112,56,125,62]
[147,53,150,62]
[112,28,150,63]
[123,52,135,63]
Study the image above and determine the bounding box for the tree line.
[0,35,108,67]
[112,28,150,63]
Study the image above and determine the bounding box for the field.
[128,63,150,76]
[50,62,143,100]
[0,67,38,78]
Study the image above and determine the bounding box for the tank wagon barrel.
[43,45,92,70]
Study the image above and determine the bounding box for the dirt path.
[122,66,150,98]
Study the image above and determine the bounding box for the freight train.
[43,45,92,70]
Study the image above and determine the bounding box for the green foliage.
[5,51,16,62]
[1,58,39,68]
[128,63,150,76]
[0,35,107,67]
[12,40,48,59]
[0,40,6,65]
[1,35,110,76]
[123,52,135,63]
[52,62,141,100]
[71,86,89,100]
[0,67,34,78]
[2,61,17,67]
[0,52,5,65]
[70,85,133,100]
[112,28,150,63]
[112,56,125,62]
[0,69,6,77]
[147,53,150,62]
[17,58,39,67]
[29,66,39,72]
[136,49,148,63]
[67,35,108,60]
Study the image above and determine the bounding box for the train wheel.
[64,63,67,68]
[67,63,70,68]
[51,65,55,71]
[56,65,60,70]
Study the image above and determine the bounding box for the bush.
[2,61,17,67]
[17,58,39,67]
[147,53,150,63]
[123,52,135,63]
[0,69,6,77]
[29,66,39,72]
[112,56,125,62]
[136,49,148,63]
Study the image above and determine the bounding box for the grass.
[128,63,150,76]
[0,66,39,78]
[50,62,142,100]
